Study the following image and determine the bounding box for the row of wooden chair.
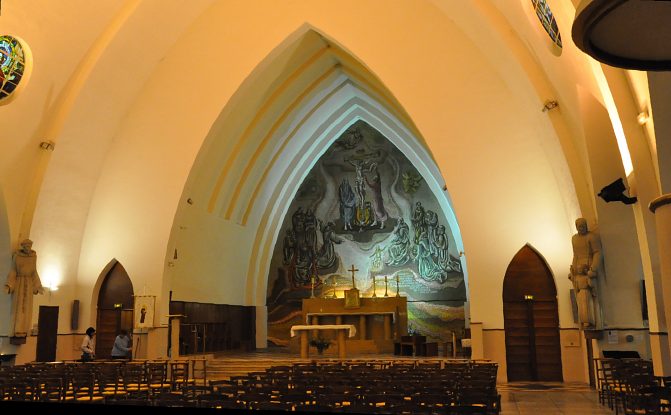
[1,359,499,413]
[594,357,671,415]
[0,359,204,403]
[205,361,500,414]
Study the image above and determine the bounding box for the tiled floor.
[499,383,612,414]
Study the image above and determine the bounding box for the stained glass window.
[0,35,27,101]
[531,0,562,49]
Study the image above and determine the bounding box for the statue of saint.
[568,218,602,328]
[5,239,44,338]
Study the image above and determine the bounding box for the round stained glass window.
[531,0,562,49]
[0,35,28,102]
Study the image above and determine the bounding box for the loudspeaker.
[71,300,79,330]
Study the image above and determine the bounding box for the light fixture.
[636,111,649,125]
[39,140,55,151]
[542,100,559,112]
[573,0,671,71]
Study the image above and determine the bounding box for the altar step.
[207,358,297,380]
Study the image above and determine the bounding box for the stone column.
[650,194,671,375]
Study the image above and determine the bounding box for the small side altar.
[299,296,408,355]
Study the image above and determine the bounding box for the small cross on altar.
[348,264,359,289]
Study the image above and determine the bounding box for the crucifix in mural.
[266,120,466,347]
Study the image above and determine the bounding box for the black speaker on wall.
[71,300,79,330]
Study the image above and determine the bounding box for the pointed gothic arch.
[503,244,562,381]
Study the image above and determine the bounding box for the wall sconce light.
[542,100,559,112]
[524,295,534,300]
[637,111,649,125]
[39,141,55,151]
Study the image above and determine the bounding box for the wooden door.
[96,261,134,359]
[36,306,59,362]
[503,245,562,381]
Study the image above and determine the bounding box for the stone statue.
[5,239,44,338]
[568,218,602,328]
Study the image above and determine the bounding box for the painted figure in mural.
[4,239,44,338]
[369,245,385,272]
[345,158,372,210]
[292,207,305,260]
[569,217,602,328]
[425,210,439,249]
[317,221,342,269]
[304,208,318,261]
[386,218,412,266]
[356,201,374,228]
[366,165,389,229]
[434,225,450,271]
[339,178,356,231]
[416,229,444,282]
[292,207,305,232]
[282,229,296,265]
[412,202,427,244]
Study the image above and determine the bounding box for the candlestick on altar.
[384,275,389,297]
[310,275,315,298]
[332,276,338,299]
[372,276,377,298]
[395,274,400,297]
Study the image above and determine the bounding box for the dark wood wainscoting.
[170,301,256,355]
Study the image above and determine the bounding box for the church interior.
[1,0,671,412]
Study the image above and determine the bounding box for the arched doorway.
[503,245,562,381]
[96,261,134,358]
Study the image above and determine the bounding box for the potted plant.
[309,337,331,354]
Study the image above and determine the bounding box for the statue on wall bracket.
[5,239,44,344]
[568,218,603,329]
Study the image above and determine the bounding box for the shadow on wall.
[0,190,14,341]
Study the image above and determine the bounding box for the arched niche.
[503,244,562,381]
[503,245,557,302]
[95,260,134,358]
[165,27,467,320]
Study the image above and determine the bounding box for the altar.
[290,324,357,358]
[300,296,408,354]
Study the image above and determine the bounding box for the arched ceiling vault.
[206,31,428,224]
[167,28,465,305]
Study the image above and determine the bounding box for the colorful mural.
[266,121,465,346]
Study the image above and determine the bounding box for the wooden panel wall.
[169,301,256,355]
